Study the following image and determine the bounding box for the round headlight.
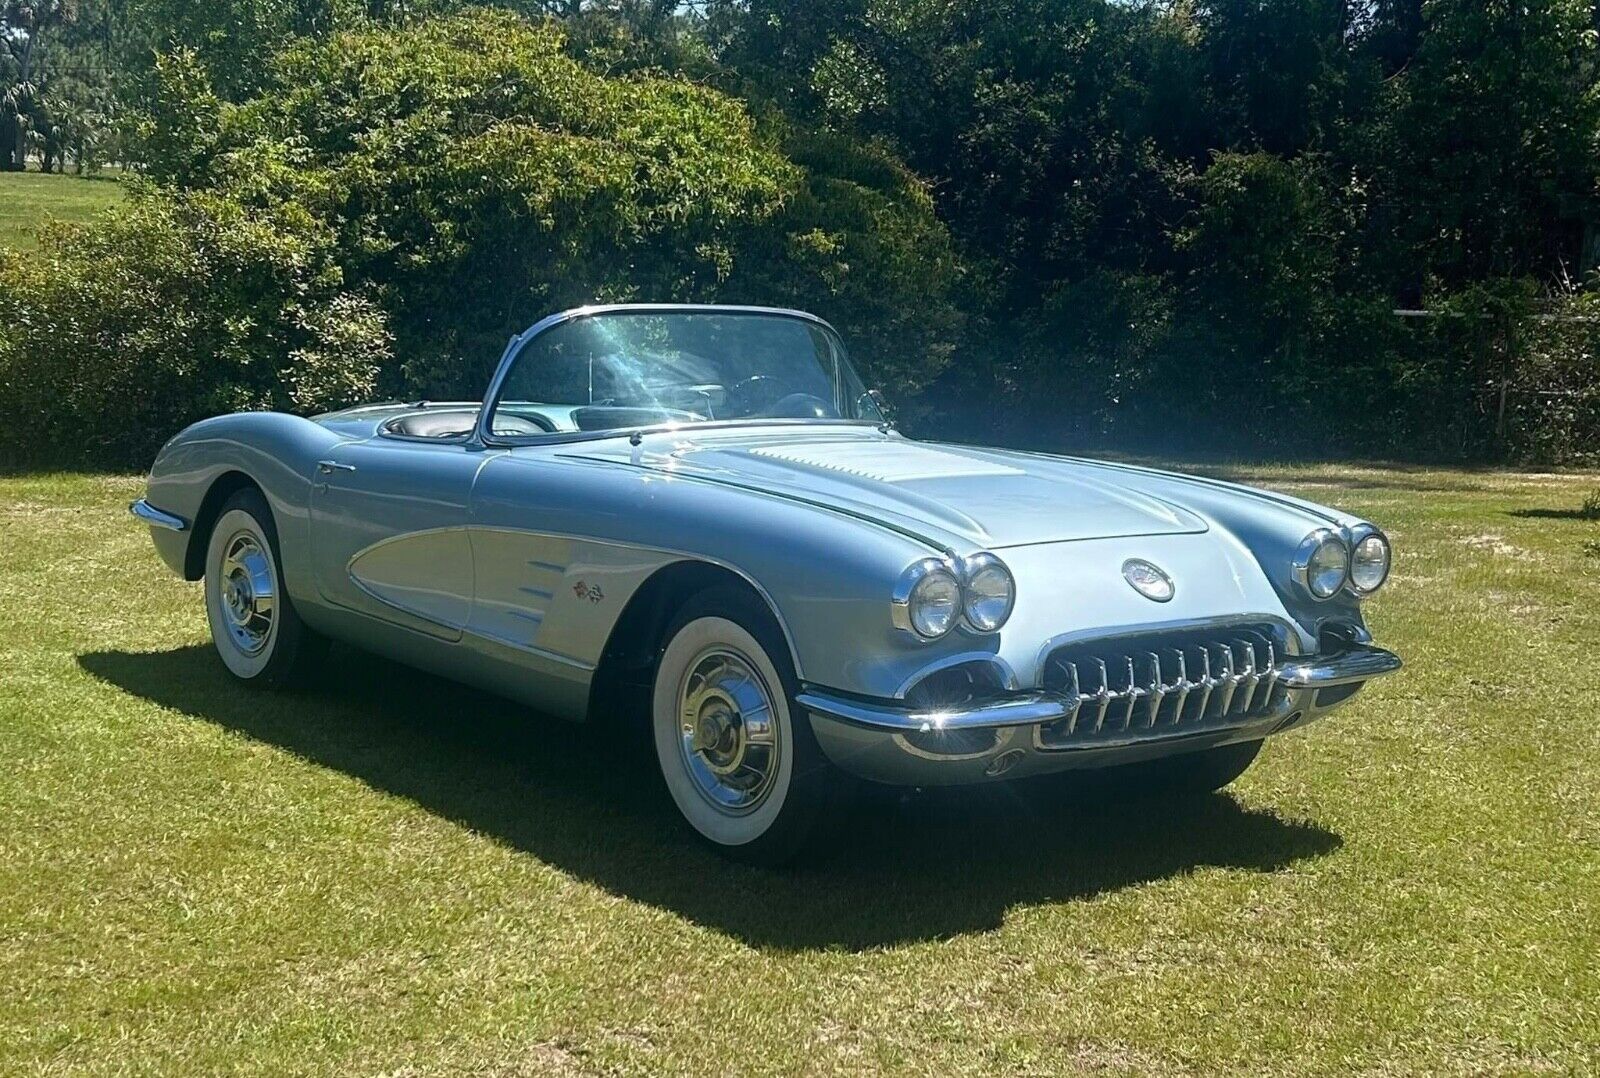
[1349,530,1391,594]
[962,553,1015,632]
[1297,530,1349,599]
[893,559,961,639]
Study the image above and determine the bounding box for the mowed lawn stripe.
[0,467,1595,1074]
[0,171,124,252]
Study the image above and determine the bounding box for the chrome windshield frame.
[473,303,875,448]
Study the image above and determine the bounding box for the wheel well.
[585,561,791,723]
[183,471,263,580]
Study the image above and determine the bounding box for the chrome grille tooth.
[1064,661,1082,735]
[1250,630,1277,712]
[1216,642,1241,716]
[1146,651,1165,727]
[1236,639,1259,714]
[1121,656,1139,729]
[1168,648,1190,725]
[1260,640,1280,710]
[1090,657,1110,733]
[1194,646,1215,719]
[1212,644,1236,718]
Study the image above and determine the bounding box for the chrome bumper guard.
[797,644,1402,734]
[130,499,187,532]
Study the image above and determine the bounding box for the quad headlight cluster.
[1294,525,1391,600]
[892,553,1016,640]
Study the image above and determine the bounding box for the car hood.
[564,429,1208,550]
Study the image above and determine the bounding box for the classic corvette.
[133,303,1401,861]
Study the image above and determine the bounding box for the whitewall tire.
[203,488,324,687]
[651,587,839,863]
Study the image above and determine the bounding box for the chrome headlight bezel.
[959,551,1015,633]
[891,557,962,640]
[1294,528,1350,600]
[1346,524,1392,596]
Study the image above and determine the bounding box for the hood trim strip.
[561,453,957,556]
[972,448,1345,527]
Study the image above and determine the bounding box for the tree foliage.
[708,0,1600,459]
[3,0,1599,465]
[0,9,963,463]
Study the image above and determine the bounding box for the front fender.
[471,451,979,698]
[141,412,346,596]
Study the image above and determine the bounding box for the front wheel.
[650,587,840,864]
[204,488,325,687]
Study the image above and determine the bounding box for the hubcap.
[218,530,276,655]
[677,647,779,814]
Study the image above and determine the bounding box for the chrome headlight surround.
[959,551,1015,633]
[1345,524,1391,596]
[891,557,962,640]
[1293,528,1350,600]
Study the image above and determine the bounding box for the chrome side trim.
[1278,644,1401,688]
[130,499,187,532]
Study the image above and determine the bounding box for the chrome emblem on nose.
[1122,559,1175,602]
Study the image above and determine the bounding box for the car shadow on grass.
[80,644,1342,952]
[1505,507,1599,521]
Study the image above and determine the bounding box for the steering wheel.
[727,375,784,416]
[768,393,839,419]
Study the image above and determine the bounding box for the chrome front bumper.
[799,644,1401,786]
[130,498,187,531]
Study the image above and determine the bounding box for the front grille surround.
[1036,622,1292,750]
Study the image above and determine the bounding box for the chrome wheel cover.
[217,530,276,655]
[677,647,780,815]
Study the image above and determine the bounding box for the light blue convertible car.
[133,304,1400,861]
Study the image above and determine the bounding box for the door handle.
[316,460,357,474]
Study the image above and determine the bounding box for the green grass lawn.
[0,170,123,251]
[2,465,1597,1074]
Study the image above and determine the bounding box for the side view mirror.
[864,388,896,426]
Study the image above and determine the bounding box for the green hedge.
[0,192,385,468]
[0,11,962,468]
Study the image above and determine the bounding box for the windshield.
[486,310,883,438]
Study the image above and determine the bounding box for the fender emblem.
[1122,559,1175,603]
[573,580,605,603]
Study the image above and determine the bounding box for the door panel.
[308,438,488,641]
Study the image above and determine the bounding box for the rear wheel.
[203,488,325,686]
[650,586,840,864]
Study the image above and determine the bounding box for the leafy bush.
[139,9,961,400]
[0,191,385,468]
[0,10,963,468]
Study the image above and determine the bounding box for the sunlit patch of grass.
[0,170,124,252]
[1,466,1597,1074]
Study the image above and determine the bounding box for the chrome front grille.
[1036,624,1290,749]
